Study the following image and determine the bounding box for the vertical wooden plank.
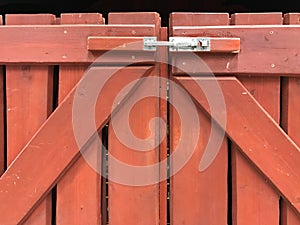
[108,13,161,225]
[107,13,161,225]
[231,12,282,25]
[56,13,103,225]
[159,27,168,225]
[0,15,4,176]
[170,99,228,225]
[170,13,228,225]
[231,13,282,225]
[169,12,229,36]
[280,12,300,225]
[108,69,160,225]
[5,14,55,225]
[108,12,161,36]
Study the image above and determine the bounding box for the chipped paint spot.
[226,62,230,70]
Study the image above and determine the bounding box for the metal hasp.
[144,36,241,53]
[144,37,211,51]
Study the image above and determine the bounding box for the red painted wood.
[108,13,161,225]
[88,36,239,53]
[171,25,300,75]
[87,37,145,51]
[281,79,300,225]
[231,13,282,25]
[159,27,168,225]
[170,14,228,225]
[56,14,102,225]
[280,13,300,225]
[0,15,4,176]
[0,66,153,225]
[60,13,104,24]
[170,94,228,225]
[170,13,229,26]
[231,13,281,225]
[5,14,55,225]
[108,12,161,34]
[233,76,280,225]
[5,14,56,25]
[108,68,160,225]
[176,76,300,215]
[284,13,300,25]
[108,12,160,25]
[0,25,156,63]
[209,37,240,53]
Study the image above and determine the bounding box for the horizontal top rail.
[171,25,300,75]
[0,24,157,64]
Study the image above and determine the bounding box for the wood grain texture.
[0,25,156,63]
[108,13,161,225]
[208,38,240,53]
[0,66,152,225]
[231,13,281,225]
[108,12,161,34]
[0,15,4,176]
[56,13,102,225]
[87,37,145,51]
[5,14,56,25]
[170,12,229,26]
[171,25,300,75]
[158,27,168,225]
[60,13,104,25]
[177,76,300,216]
[231,13,282,25]
[280,12,300,225]
[281,78,300,225]
[108,69,160,225]
[5,14,55,225]
[170,90,228,225]
[232,76,280,225]
[170,14,228,225]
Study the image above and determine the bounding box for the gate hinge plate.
[144,37,211,52]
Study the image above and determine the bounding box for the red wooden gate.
[0,12,299,225]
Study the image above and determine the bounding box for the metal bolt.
[64,30,67,34]
[271,64,275,68]
[62,55,67,59]
[182,62,186,65]
[269,31,274,35]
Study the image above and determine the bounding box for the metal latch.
[144,37,211,52]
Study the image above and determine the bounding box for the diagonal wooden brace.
[176,76,300,215]
[0,66,153,225]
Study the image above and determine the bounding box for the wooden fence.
[0,12,299,225]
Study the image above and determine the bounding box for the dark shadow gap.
[101,125,109,225]
[166,65,171,225]
[279,197,283,225]
[279,77,286,225]
[52,66,59,110]
[51,65,59,225]
[51,185,57,225]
